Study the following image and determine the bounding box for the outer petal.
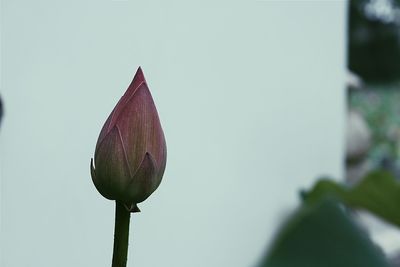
[115,83,166,176]
[125,152,159,204]
[156,137,167,186]
[90,158,102,195]
[95,67,146,154]
[93,126,131,201]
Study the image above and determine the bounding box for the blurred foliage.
[258,199,390,267]
[255,2,400,266]
[349,0,400,82]
[257,171,400,267]
[350,86,400,171]
[303,170,400,227]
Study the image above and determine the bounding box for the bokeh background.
[347,0,400,180]
[346,1,400,263]
[0,1,346,267]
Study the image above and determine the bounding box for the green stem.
[112,201,131,267]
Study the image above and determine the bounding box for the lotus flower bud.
[90,67,167,212]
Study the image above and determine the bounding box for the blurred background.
[0,1,354,267]
[347,0,400,181]
[346,1,400,265]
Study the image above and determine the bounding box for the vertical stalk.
[112,201,131,267]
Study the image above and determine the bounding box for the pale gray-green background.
[0,1,346,266]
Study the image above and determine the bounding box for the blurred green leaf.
[258,200,390,267]
[303,171,400,227]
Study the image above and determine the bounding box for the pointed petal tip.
[133,66,146,84]
[144,151,156,165]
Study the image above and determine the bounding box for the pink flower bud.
[91,67,167,212]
